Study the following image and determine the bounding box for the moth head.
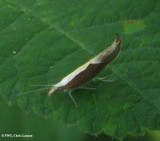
[48,85,59,96]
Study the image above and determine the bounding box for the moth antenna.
[30,84,53,87]
[16,87,50,97]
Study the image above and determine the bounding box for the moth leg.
[94,76,113,82]
[68,89,78,110]
[67,87,96,91]
[78,86,96,90]
[67,86,96,109]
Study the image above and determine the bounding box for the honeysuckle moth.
[18,34,121,108]
[47,34,121,107]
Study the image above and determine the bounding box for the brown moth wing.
[62,34,121,89]
[62,63,106,89]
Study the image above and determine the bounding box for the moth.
[19,34,121,108]
[48,34,121,107]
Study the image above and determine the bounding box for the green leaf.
[0,0,160,139]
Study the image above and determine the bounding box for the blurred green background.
[0,96,158,141]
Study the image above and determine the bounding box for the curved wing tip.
[116,33,121,41]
